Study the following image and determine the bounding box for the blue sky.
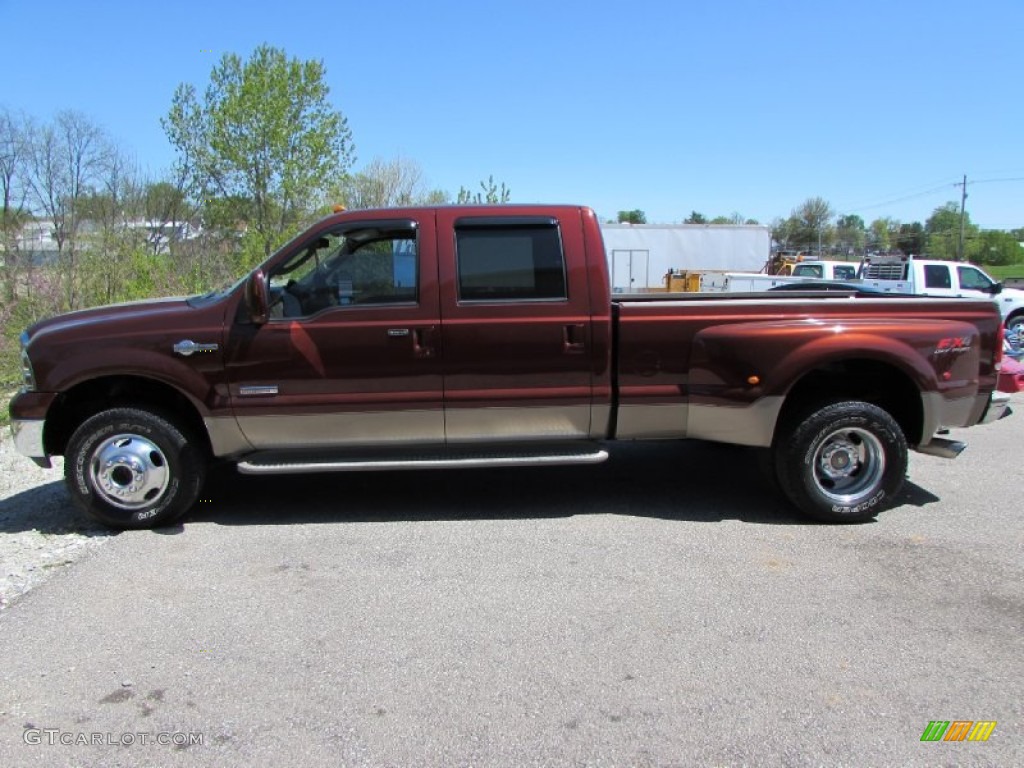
[3,0,1022,228]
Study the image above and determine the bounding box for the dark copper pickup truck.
[9,205,1012,528]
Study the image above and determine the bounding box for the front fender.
[46,347,228,416]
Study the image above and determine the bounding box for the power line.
[843,184,956,214]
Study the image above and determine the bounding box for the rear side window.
[455,223,567,302]
[833,265,856,280]
[924,264,951,289]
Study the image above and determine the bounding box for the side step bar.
[237,446,609,475]
[915,437,967,460]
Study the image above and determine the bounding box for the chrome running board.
[237,445,609,475]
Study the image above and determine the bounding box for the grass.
[987,264,1024,280]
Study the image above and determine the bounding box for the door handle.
[412,326,436,359]
[563,323,586,354]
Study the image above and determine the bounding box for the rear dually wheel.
[774,400,908,523]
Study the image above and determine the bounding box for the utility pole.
[956,174,968,261]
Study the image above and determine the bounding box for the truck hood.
[26,296,195,343]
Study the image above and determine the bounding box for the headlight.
[19,331,36,391]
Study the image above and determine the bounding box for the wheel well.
[1006,310,1024,327]
[44,375,211,457]
[776,359,923,445]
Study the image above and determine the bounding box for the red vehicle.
[9,205,1012,528]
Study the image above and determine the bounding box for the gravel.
[0,432,115,611]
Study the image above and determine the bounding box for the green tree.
[925,202,978,261]
[835,214,866,254]
[867,217,895,251]
[163,44,353,265]
[771,216,796,248]
[975,230,1023,266]
[790,196,834,250]
[617,209,646,224]
[706,212,749,225]
[684,211,707,224]
[894,221,925,255]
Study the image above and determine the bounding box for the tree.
[894,221,925,256]
[616,209,646,224]
[790,196,834,250]
[25,110,115,310]
[685,211,707,224]
[975,230,1024,266]
[835,214,866,255]
[925,202,977,261]
[336,157,438,209]
[771,216,795,248]
[0,107,31,303]
[457,175,511,205]
[867,217,895,252]
[163,44,353,264]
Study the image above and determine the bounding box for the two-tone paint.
[10,204,1008,468]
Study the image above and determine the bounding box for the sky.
[2,0,1023,229]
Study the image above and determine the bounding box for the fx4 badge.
[934,337,972,355]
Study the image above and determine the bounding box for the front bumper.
[11,419,51,468]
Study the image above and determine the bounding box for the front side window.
[455,223,567,302]
[269,223,417,318]
[958,266,993,291]
[924,264,951,289]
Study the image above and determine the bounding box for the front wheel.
[65,407,206,529]
[774,401,907,523]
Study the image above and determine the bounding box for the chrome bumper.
[10,419,51,468]
[980,391,1012,425]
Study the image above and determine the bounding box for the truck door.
[223,215,445,450]
[435,210,595,443]
[920,263,957,298]
[955,265,998,299]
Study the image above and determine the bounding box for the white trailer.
[599,223,772,293]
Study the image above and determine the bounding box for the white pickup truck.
[859,254,1024,338]
[704,260,860,292]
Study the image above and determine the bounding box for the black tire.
[65,407,206,529]
[1007,314,1024,349]
[774,401,907,523]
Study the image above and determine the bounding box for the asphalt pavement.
[1,395,1021,767]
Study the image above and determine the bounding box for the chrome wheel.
[87,433,170,510]
[812,427,885,504]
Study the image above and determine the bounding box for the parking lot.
[0,394,1021,767]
